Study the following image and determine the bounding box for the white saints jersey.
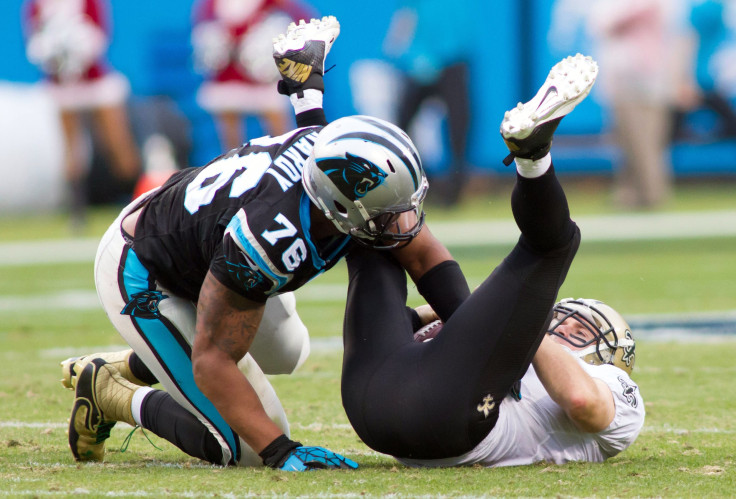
[399,357,645,468]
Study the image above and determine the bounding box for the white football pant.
[93,195,309,465]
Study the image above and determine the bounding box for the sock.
[129,351,159,385]
[140,390,225,465]
[511,165,575,252]
[296,108,328,128]
[131,386,154,426]
[290,89,323,114]
[515,153,552,179]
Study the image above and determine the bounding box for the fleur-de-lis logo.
[621,329,636,367]
[617,375,639,408]
[476,394,496,418]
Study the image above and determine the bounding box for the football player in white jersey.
[395,298,643,467]
[60,16,472,471]
[340,54,645,467]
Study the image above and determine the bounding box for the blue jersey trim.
[120,248,239,461]
[300,192,351,269]
[226,213,288,292]
[300,192,325,270]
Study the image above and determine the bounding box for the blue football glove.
[260,435,358,471]
[279,446,358,471]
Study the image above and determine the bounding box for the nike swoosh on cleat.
[536,85,558,111]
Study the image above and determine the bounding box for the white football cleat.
[501,53,598,164]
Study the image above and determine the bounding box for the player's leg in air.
[273,16,340,129]
[61,16,341,466]
[341,55,597,459]
[247,15,344,372]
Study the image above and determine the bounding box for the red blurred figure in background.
[23,0,141,228]
[192,0,314,152]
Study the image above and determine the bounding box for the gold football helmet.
[548,298,636,375]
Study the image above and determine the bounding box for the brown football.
[413,319,443,342]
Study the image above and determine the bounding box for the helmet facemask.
[548,298,636,375]
[348,180,427,249]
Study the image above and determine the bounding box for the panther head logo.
[121,290,169,319]
[226,261,266,290]
[316,153,387,201]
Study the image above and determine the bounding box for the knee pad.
[248,293,310,374]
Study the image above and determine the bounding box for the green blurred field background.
[1,180,735,497]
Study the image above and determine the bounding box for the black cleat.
[273,16,340,96]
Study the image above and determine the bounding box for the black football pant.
[341,166,580,459]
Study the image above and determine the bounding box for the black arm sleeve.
[415,260,470,323]
[407,306,423,331]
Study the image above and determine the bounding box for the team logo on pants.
[121,290,169,319]
[476,394,496,418]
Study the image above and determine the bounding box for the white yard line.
[0,237,99,266]
[2,420,733,435]
[431,209,736,246]
[1,210,734,343]
[0,290,100,311]
[0,491,379,498]
[1,210,735,267]
[5,287,736,342]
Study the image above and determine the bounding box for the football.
[413,319,443,342]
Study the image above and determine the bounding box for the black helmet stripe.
[359,116,423,173]
[328,131,420,190]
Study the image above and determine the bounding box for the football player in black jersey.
[61,17,470,470]
[339,55,643,467]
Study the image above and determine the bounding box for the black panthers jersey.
[133,127,352,303]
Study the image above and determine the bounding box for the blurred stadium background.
[1,4,736,493]
[2,0,735,213]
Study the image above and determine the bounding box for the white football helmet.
[303,115,428,249]
[548,298,636,375]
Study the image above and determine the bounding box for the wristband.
[259,434,301,468]
[416,260,470,323]
[296,108,328,128]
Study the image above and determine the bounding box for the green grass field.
[1,180,735,497]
